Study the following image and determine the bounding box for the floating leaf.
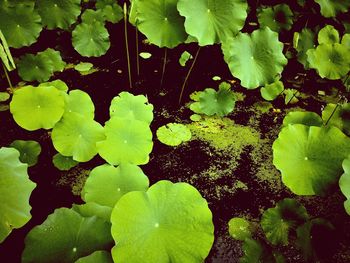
[318,25,340,45]
[72,21,110,57]
[190,83,236,116]
[222,27,287,89]
[239,239,283,263]
[228,217,251,241]
[0,147,36,243]
[0,3,42,48]
[75,251,113,263]
[9,140,41,167]
[139,52,152,59]
[22,208,113,263]
[260,80,284,101]
[135,0,187,48]
[322,103,350,136]
[52,113,105,162]
[72,203,111,222]
[273,124,350,195]
[39,79,69,93]
[258,4,293,32]
[109,92,153,124]
[339,157,350,215]
[0,92,9,102]
[293,28,317,68]
[81,9,105,24]
[283,111,323,127]
[110,180,214,263]
[82,164,149,208]
[97,117,153,165]
[17,49,66,82]
[314,0,350,18]
[96,0,123,23]
[179,51,193,67]
[74,62,94,72]
[283,89,299,104]
[10,85,65,131]
[36,0,81,30]
[307,43,350,80]
[177,0,248,46]
[261,198,308,245]
[64,90,95,119]
[52,153,78,171]
[156,123,191,146]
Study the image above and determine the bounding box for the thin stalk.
[286,90,299,104]
[136,27,140,76]
[324,97,344,126]
[178,47,201,104]
[124,3,132,89]
[2,63,13,90]
[160,48,167,88]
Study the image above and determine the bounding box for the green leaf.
[52,113,105,162]
[339,157,350,215]
[136,0,187,48]
[22,208,113,263]
[293,28,317,69]
[177,0,248,46]
[74,62,94,72]
[314,0,350,18]
[156,123,192,146]
[307,43,350,80]
[10,85,65,131]
[109,92,153,124]
[17,49,66,82]
[36,0,81,30]
[82,164,149,208]
[96,1,123,24]
[110,180,214,263]
[258,4,294,32]
[240,238,285,263]
[222,27,287,89]
[72,203,111,222]
[64,90,95,119]
[39,79,69,93]
[0,3,42,48]
[283,89,299,104]
[273,124,350,195]
[72,21,110,57]
[139,52,152,59]
[179,51,193,66]
[97,117,153,165]
[0,147,36,243]
[283,111,323,127]
[75,251,113,263]
[260,80,284,101]
[0,92,9,102]
[318,25,340,45]
[322,103,350,136]
[228,217,251,241]
[52,153,78,171]
[261,198,308,245]
[81,9,105,24]
[9,140,41,167]
[0,30,15,71]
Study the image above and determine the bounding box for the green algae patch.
[56,166,90,196]
[186,116,260,152]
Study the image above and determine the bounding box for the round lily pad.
[96,1,123,24]
[0,147,36,243]
[81,9,105,24]
[0,3,42,48]
[97,117,153,165]
[261,198,308,245]
[39,79,69,93]
[339,157,350,215]
[293,28,317,69]
[260,80,284,101]
[110,180,214,263]
[228,217,251,241]
[273,124,350,195]
[36,0,81,30]
[177,0,248,46]
[10,85,65,131]
[72,21,110,57]
[222,27,287,89]
[282,111,323,127]
[135,0,187,48]
[109,92,153,124]
[74,62,94,72]
[82,164,149,208]
[75,251,113,263]
[72,203,112,222]
[10,140,41,167]
[156,123,191,146]
[22,208,113,263]
[322,103,350,136]
[0,92,10,102]
[52,153,78,171]
[258,4,294,32]
[314,0,350,18]
[139,52,152,59]
[307,43,350,80]
[318,25,340,45]
[64,90,95,119]
[52,113,105,162]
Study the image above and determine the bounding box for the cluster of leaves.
[229,198,337,263]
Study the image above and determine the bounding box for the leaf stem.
[324,97,344,126]
[160,48,167,88]
[2,62,13,91]
[178,46,201,104]
[136,27,140,76]
[124,3,132,89]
